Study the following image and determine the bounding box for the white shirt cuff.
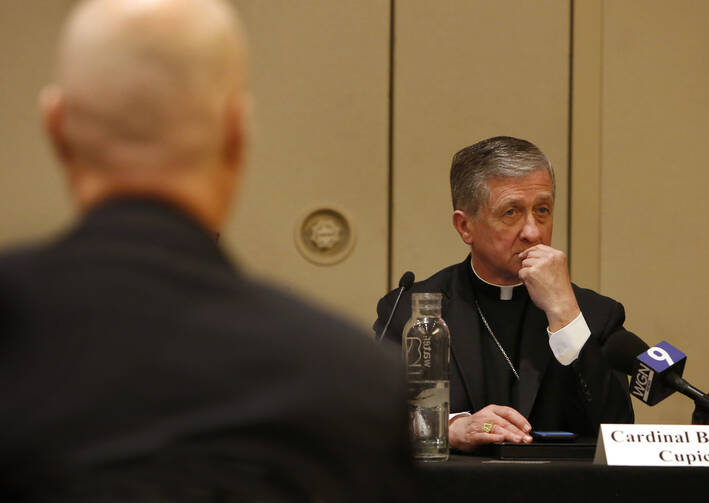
[547,312,591,366]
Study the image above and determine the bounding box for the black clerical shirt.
[469,266,530,409]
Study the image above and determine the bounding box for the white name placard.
[594,424,709,467]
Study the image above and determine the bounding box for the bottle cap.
[412,292,442,316]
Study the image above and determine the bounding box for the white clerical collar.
[470,258,523,301]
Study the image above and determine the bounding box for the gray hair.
[450,136,555,215]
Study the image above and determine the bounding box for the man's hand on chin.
[449,404,533,451]
[518,244,581,332]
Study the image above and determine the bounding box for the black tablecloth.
[416,453,707,502]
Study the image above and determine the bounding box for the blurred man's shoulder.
[238,275,398,360]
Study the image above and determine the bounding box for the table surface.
[415,452,708,502]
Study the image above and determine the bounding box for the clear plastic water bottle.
[402,292,450,461]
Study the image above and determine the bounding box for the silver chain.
[474,299,520,381]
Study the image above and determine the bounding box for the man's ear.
[214,91,250,223]
[39,85,73,164]
[452,209,475,246]
[221,91,250,173]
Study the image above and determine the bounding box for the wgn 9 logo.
[631,341,687,405]
[638,341,686,373]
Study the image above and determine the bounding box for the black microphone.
[376,271,415,343]
[606,333,709,409]
[693,398,709,425]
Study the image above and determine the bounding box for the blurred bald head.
[42,0,249,230]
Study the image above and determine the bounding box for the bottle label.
[421,335,431,368]
[406,336,422,372]
[406,334,432,378]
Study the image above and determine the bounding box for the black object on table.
[415,440,708,502]
[488,441,596,460]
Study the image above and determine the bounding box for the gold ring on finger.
[482,422,495,433]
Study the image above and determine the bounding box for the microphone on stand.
[376,271,415,343]
[606,333,709,410]
[693,397,709,425]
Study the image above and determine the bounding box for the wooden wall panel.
[392,0,571,287]
[570,0,602,290]
[599,0,709,424]
[228,1,390,328]
[0,0,76,244]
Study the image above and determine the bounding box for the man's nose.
[520,213,541,242]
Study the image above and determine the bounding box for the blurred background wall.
[1,0,707,425]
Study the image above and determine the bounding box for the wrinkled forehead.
[483,169,555,208]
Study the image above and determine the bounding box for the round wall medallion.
[294,206,356,265]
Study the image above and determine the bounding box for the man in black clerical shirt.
[375,136,635,451]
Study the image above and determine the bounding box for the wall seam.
[386,0,395,292]
[567,0,575,268]
[597,0,605,292]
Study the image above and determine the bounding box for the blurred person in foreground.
[375,136,635,452]
[0,0,413,500]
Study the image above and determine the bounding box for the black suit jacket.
[0,199,414,502]
[375,256,634,436]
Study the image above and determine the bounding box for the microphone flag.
[631,341,687,406]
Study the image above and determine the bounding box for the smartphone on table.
[530,430,578,443]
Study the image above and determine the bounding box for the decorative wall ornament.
[294,206,356,265]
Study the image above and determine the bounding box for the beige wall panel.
[227,1,390,328]
[392,0,570,286]
[601,0,709,424]
[570,0,602,290]
[0,1,77,245]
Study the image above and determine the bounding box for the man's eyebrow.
[491,193,554,211]
[535,194,554,204]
